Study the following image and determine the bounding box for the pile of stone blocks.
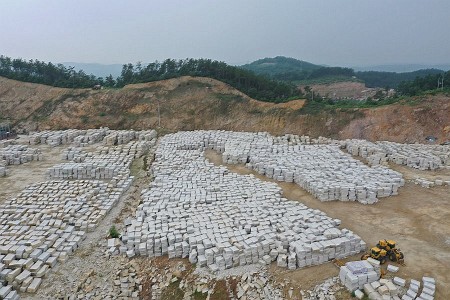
[27,128,157,148]
[155,130,404,204]
[0,134,152,297]
[344,267,437,300]
[344,139,450,170]
[413,177,450,188]
[244,144,404,204]
[123,131,366,273]
[48,141,152,180]
[399,277,436,300]
[0,145,42,166]
[0,165,8,177]
[0,145,41,177]
[273,134,335,145]
[340,259,381,292]
[191,130,404,204]
[0,171,133,294]
[103,130,157,146]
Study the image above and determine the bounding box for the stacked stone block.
[124,131,366,274]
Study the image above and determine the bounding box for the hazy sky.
[1,0,449,66]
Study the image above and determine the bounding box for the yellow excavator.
[361,240,405,264]
[377,239,405,264]
[361,246,388,264]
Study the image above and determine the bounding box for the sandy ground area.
[205,150,450,299]
[0,143,66,204]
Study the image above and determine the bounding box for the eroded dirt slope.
[0,76,449,142]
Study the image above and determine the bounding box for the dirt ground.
[205,150,450,299]
[0,143,66,204]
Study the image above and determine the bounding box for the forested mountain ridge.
[0,55,300,103]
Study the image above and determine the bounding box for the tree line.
[356,69,445,89]
[0,55,105,88]
[0,55,301,102]
[270,67,354,82]
[396,71,450,96]
[115,58,300,101]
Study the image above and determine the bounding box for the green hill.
[240,56,354,82]
[241,56,321,76]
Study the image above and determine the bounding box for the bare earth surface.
[205,150,450,299]
[299,81,370,100]
[1,76,449,143]
[0,143,65,204]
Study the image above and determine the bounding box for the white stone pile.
[123,131,366,274]
[341,258,437,300]
[0,174,133,297]
[48,141,152,180]
[0,140,15,148]
[413,177,450,188]
[0,145,42,166]
[72,128,109,147]
[27,129,87,146]
[103,130,157,146]
[245,144,404,204]
[0,145,42,177]
[339,258,381,292]
[344,139,450,170]
[0,135,146,297]
[191,130,403,204]
[0,165,8,177]
[26,128,157,148]
[273,134,335,145]
[61,147,85,162]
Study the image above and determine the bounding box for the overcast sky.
[1,0,449,67]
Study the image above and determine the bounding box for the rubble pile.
[70,261,141,300]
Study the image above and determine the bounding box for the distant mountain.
[240,56,354,82]
[61,62,123,78]
[353,64,450,73]
[240,56,322,76]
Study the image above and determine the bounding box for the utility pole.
[157,99,161,128]
[438,75,445,90]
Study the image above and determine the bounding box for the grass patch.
[214,93,245,115]
[80,115,89,124]
[192,291,208,300]
[161,281,184,300]
[297,94,421,115]
[109,225,119,238]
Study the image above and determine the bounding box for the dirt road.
[205,150,450,299]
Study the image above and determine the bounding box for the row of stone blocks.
[0,136,148,298]
[344,139,449,170]
[27,128,157,148]
[123,131,366,274]
[153,130,404,204]
[48,140,153,180]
